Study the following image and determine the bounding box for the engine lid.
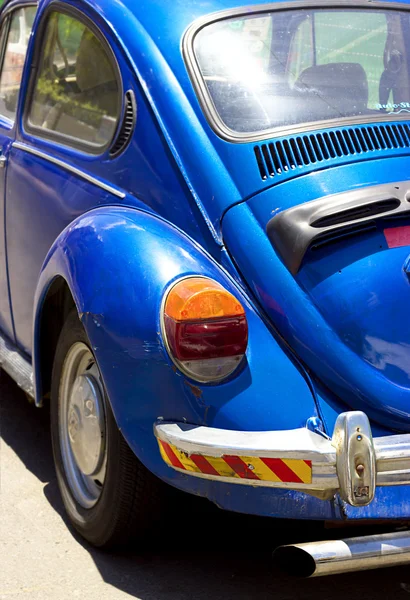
[222,164,410,431]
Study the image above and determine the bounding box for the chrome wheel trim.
[59,342,107,509]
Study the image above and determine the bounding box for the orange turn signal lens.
[164,277,245,321]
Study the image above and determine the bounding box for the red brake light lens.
[162,277,248,382]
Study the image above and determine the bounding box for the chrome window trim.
[13,141,126,198]
[182,0,410,143]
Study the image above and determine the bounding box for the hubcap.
[68,374,105,476]
[59,342,107,509]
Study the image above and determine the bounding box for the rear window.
[191,8,410,137]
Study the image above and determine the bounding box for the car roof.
[116,0,280,63]
[2,0,283,29]
[119,0,279,32]
[106,0,410,41]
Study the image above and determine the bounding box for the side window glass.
[0,7,36,121]
[28,12,121,149]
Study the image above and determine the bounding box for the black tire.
[50,309,163,548]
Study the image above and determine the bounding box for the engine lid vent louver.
[267,180,410,274]
[110,90,136,158]
[311,198,400,228]
[310,222,378,251]
[255,122,410,180]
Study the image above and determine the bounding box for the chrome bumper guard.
[154,411,410,507]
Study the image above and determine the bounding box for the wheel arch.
[31,205,222,410]
[33,275,76,406]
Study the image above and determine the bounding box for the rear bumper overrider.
[154,411,410,507]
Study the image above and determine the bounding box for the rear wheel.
[50,309,162,548]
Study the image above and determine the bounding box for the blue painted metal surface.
[32,207,338,519]
[225,157,410,433]
[0,125,15,341]
[0,0,409,522]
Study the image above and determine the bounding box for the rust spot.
[184,380,203,399]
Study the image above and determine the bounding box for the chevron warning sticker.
[158,440,312,484]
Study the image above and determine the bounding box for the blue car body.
[2,0,410,523]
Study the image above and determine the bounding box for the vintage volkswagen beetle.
[2,0,410,575]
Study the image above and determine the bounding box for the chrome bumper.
[154,411,410,507]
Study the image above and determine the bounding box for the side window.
[28,11,121,150]
[0,7,36,121]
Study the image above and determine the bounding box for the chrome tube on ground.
[273,530,410,577]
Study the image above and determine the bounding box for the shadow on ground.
[2,369,410,599]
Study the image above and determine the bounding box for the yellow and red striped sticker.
[158,440,312,484]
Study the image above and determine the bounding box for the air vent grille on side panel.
[254,122,410,180]
[110,90,136,158]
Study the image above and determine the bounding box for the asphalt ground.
[1,368,410,599]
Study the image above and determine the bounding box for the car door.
[5,6,123,354]
[0,3,36,341]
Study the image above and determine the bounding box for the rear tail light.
[161,277,248,383]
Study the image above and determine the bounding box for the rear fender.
[33,207,319,482]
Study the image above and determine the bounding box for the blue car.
[2,0,410,575]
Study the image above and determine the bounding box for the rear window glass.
[193,8,410,136]
[28,12,120,149]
